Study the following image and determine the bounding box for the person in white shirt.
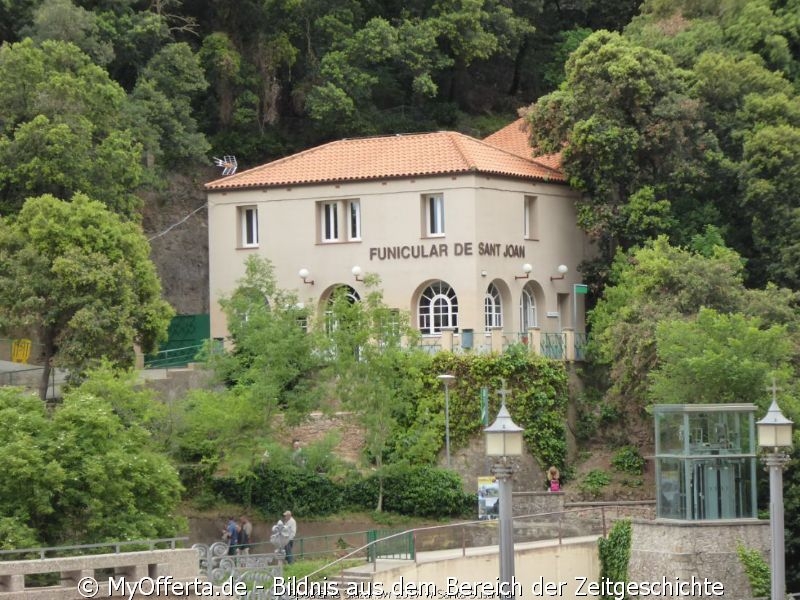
[283,510,297,563]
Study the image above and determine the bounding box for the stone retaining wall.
[628,519,769,598]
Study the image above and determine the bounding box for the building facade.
[206,120,594,355]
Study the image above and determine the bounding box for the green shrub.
[611,446,645,475]
[354,465,474,518]
[598,519,631,598]
[736,544,770,598]
[213,466,345,517]
[579,469,611,498]
[213,463,473,519]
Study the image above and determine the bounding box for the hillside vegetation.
[1,0,800,590]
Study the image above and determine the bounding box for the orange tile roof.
[205,129,565,191]
[482,118,563,172]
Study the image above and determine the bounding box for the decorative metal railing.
[413,337,441,354]
[541,333,566,360]
[574,332,588,362]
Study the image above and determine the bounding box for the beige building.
[205,119,593,356]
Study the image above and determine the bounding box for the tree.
[649,308,794,405]
[21,0,115,66]
[588,234,800,413]
[213,255,319,422]
[0,39,144,217]
[127,42,210,168]
[527,30,714,267]
[0,193,173,400]
[0,384,184,546]
[322,279,424,510]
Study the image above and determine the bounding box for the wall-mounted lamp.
[550,264,569,281]
[481,270,488,278]
[351,265,364,282]
[515,263,533,280]
[298,268,314,285]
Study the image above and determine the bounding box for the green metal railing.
[243,528,413,563]
[541,333,566,360]
[144,343,206,368]
[366,528,415,561]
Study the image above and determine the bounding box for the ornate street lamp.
[757,381,794,600]
[484,380,523,598]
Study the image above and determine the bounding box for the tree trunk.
[38,333,55,401]
[508,36,530,96]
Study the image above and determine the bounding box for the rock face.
[142,172,211,316]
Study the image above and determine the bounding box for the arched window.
[325,285,360,333]
[520,286,537,331]
[418,281,458,335]
[484,283,502,329]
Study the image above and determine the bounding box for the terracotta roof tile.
[205,129,565,191]
[482,118,563,172]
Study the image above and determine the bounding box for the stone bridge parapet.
[0,548,199,600]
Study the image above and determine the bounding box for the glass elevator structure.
[654,404,758,520]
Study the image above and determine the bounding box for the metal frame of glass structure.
[654,404,758,521]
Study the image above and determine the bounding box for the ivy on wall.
[736,544,770,598]
[426,344,569,471]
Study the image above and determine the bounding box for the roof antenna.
[213,155,238,176]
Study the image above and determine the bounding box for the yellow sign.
[11,339,31,364]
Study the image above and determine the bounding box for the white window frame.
[418,281,458,335]
[424,193,445,237]
[348,199,361,241]
[484,283,503,330]
[524,195,538,240]
[520,287,537,331]
[239,206,259,248]
[321,201,339,242]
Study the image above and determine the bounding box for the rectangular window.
[524,195,538,239]
[239,206,259,247]
[348,200,361,240]
[322,202,339,242]
[424,194,445,236]
[318,199,361,243]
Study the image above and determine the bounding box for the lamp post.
[757,380,794,600]
[438,374,456,467]
[484,380,523,598]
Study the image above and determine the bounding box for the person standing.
[239,516,253,554]
[224,517,239,555]
[547,466,561,492]
[283,510,297,563]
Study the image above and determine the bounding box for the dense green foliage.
[429,347,569,471]
[597,519,632,596]
[0,194,173,399]
[0,383,183,547]
[212,464,473,519]
[178,257,569,481]
[528,0,800,291]
[0,0,640,184]
[588,234,799,414]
